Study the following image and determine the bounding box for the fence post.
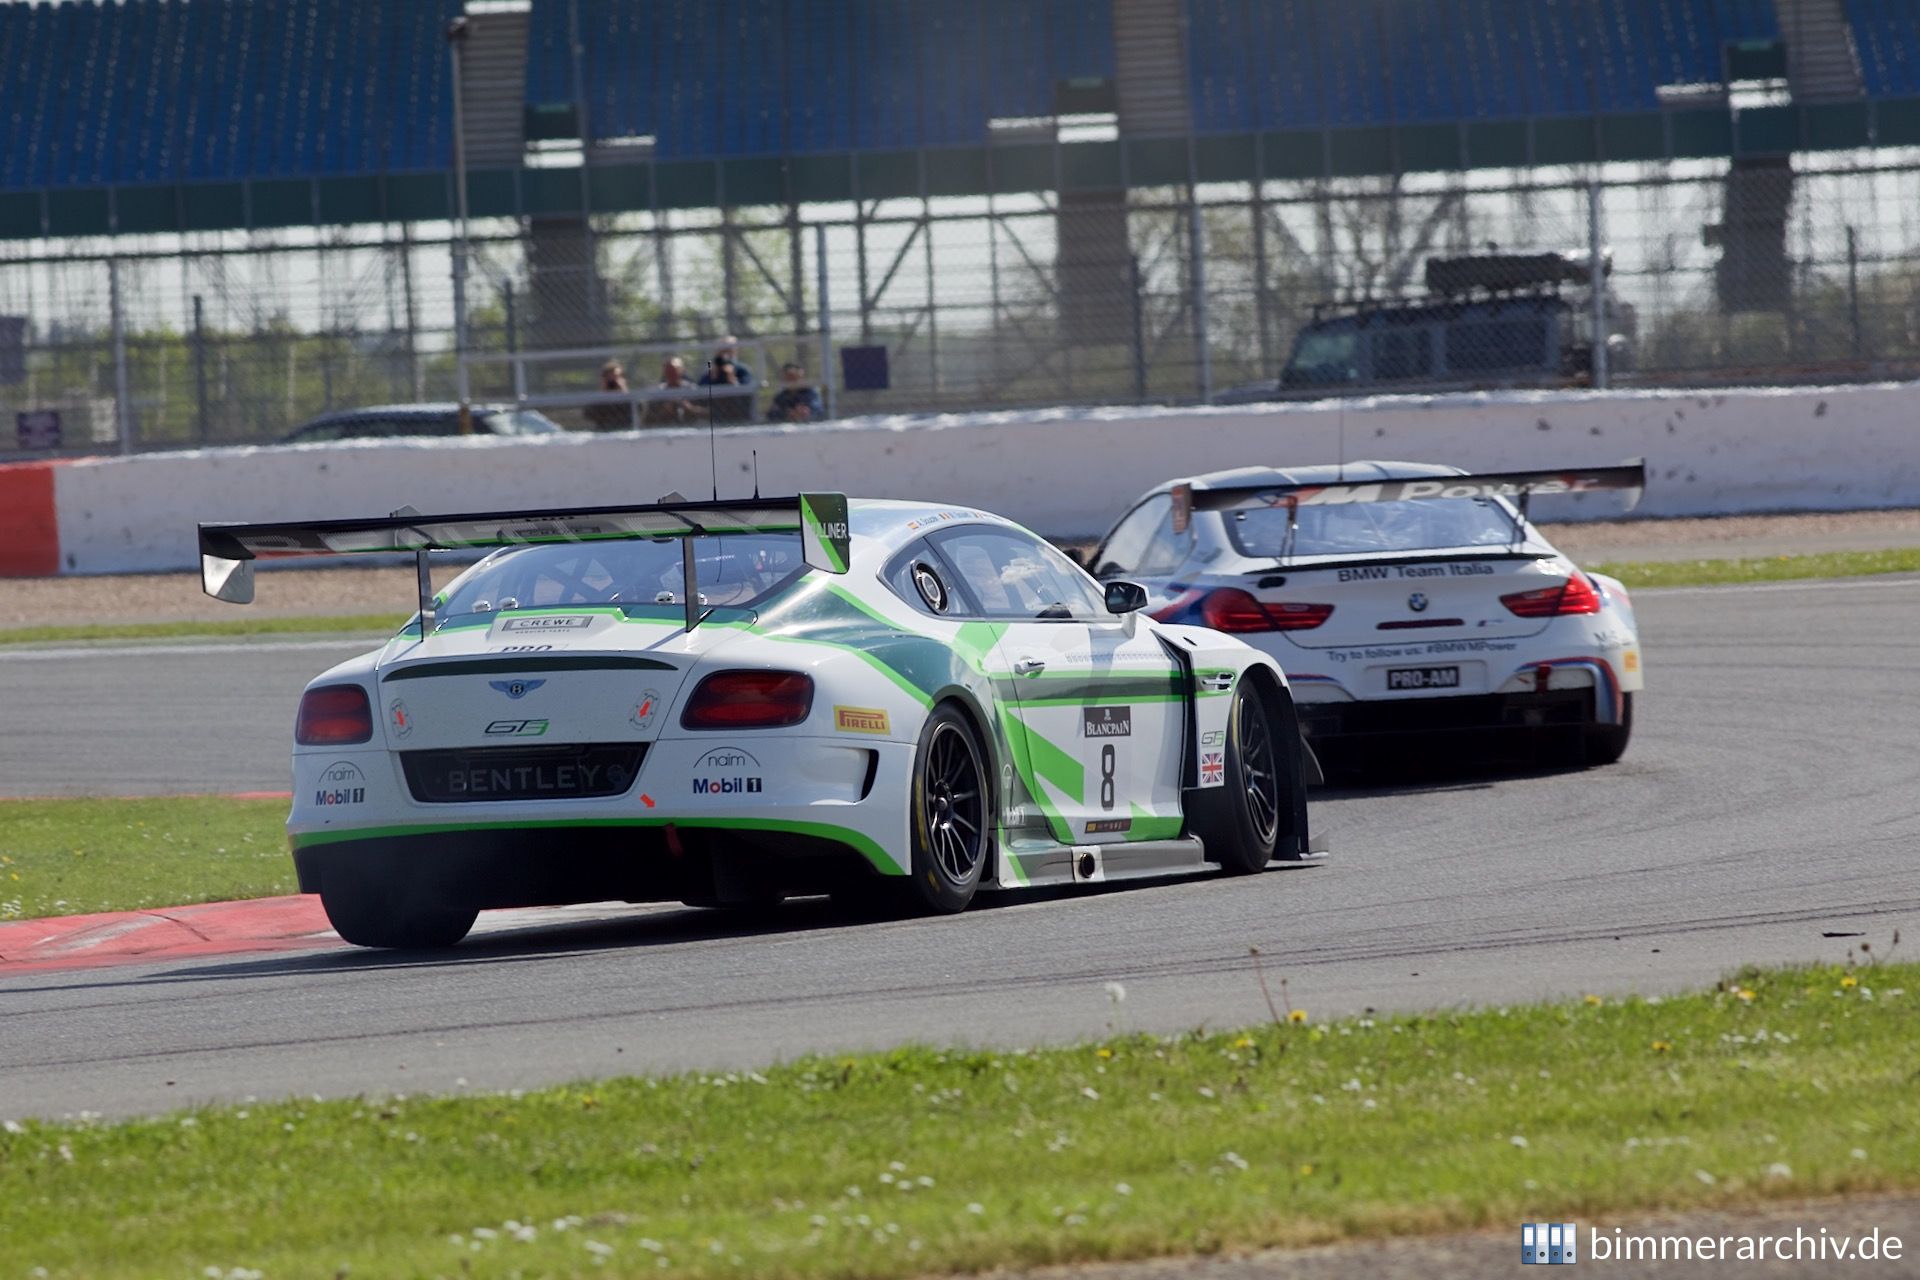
[1130,255,1148,402]
[816,222,834,420]
[1588,178,1609,391]
[446,17,474,432]
[109,257,133,455]
[1189,196,1213,403]
[191,293,209,444]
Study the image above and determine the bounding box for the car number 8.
[1100,744,1116,810]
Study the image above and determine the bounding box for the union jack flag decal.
[1199,752,1224,785]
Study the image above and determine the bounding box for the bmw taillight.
[296,685,373,745]
[1194,587,1334,633]
[679,670,815,729]
[1501,572,1602,618]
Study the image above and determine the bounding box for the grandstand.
[3,0,1915,226]
[1,0,1917,447]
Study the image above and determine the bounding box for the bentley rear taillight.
[679,670,815,729]
[296,685,373,745]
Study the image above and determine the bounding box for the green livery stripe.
[999,711,1073,843]
[383,655,676,680]
[949,621,1006,674]
[1126,802,1185,842]
[1016,715,1084,806]
[291,816,902,876]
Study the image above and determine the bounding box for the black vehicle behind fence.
[1226,251,1635,402]
[278,404,565,444]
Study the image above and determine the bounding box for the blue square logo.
[1522,1222,1578,1264]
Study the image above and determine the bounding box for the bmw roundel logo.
[1408,592,1429,613]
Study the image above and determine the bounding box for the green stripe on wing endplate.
[291,816,903,875]
[800,492,851,575]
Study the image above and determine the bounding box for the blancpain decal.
[691,746,763,796]
[1082,706,1132,738]
[314,760,366,806]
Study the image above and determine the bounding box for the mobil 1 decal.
[691,746,764,796]
[314,760,367,807]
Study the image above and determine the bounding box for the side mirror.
[1104,580,1148,615]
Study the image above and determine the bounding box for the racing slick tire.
[1583,692,1634,766]
[1191,680,1283,875]
[319,869,478,950]
[900,701,993,913]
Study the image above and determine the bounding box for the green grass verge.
[0,796,292,920]
[3,962,1915,1278]
[1592,547,1920,589]
[0,613,403,647]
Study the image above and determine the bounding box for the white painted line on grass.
[0,638,376,662]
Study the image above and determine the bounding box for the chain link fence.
[3,155,1918,455]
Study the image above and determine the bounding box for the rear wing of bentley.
[198,492,851,633]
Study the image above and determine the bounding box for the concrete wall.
[16,380,1917,575]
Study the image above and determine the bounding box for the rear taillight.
[1501,572,1602,618]
[296,684,373,745]
[679,670,815,729]
[1196,587,1334,633]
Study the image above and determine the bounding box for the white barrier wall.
[47,381,1920,575]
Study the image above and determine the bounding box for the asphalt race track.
[3,577,1918,1120]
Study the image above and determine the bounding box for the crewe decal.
[834,705,891,735]
[498,615,594,632]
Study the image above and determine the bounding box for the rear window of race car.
[441,534,805,617]
[1223,496,1520,558]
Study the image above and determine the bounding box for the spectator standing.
[645,356,701,425]
[586,358,632,431]
[766,362,825,423]
[698,335,755,423]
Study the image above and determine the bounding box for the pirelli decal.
[834,705,891,735]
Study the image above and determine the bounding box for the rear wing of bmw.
[1170,461,1644,558]
[1178,461,1645,516]
[197,492,851,633]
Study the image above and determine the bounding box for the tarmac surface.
[1,575,1916,1123]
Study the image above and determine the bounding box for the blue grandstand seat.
[1848,0,1920,97]
[0,0,456,193]
[1184,0,1798,133]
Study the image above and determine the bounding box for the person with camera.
[697,335,756,423]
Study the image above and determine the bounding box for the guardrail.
[10,380,1917,576]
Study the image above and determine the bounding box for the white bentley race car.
[199,494,1322,948]
[1088,462,1646,764]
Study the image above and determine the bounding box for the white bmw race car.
[1086,462,1646,764]
[199,494,1323,948]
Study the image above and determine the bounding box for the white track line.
[0,638,375,662]
[1639,573,1920,597]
